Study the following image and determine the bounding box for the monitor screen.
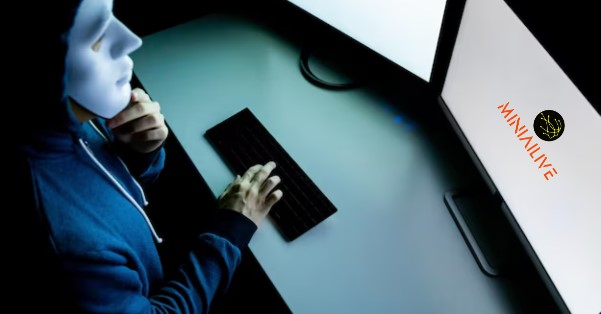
[440,0,601,313]
[287,0,447,82]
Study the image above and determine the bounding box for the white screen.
[287,0,447,82]
[441,0,601,313]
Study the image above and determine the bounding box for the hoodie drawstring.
[79,134,163,244]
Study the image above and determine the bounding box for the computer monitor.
[289,0,600,312]
[286,0,448,82]
[438,0,601,313]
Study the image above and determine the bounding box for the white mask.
[65,0,142,119]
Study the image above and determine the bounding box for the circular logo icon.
[533,110,564,141]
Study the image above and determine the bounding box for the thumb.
[220,175,241,199]
[131,90,138,102]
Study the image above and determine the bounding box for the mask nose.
[110,19,142,59]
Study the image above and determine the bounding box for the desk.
[132,11,553,314]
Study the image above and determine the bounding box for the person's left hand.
[106,88,168,154]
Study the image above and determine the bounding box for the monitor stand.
[444,189,522,277]
[444,189,565,313]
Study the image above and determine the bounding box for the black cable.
[299,47,362,90]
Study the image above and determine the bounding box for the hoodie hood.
[11,1,85,153]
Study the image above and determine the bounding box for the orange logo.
[497,102,558,181]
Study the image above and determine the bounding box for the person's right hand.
[217,161,283,226]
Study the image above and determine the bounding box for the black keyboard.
[205,108,337,241]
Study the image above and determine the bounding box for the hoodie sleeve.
[113,140,166,184]
[93,118,165,184]
[61,211,257,314]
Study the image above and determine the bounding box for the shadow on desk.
[144,123,291,314]
[133,75,291,313]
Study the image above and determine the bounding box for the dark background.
[116,1,597,313]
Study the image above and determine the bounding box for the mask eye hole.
[92,35,104,52]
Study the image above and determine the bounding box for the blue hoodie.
[9,1,256,313]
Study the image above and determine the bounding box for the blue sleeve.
[114,142,165,184]
[62,211,257,314]
[94,118,165,184]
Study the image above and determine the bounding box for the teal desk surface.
[132,11,554,314]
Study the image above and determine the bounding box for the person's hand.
[217,161,283,227]
[106,88,168,154]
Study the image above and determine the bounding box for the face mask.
[65,0,142,119]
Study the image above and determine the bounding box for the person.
[7,0,283,312]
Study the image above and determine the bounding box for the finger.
[265,190,283,209]
[113,112,165,135]
[227,174,243,193]
[241,164,263,183]
[118,125,168,144]
[132,88,151,103]
[220,175,238,199]
[228,174,242,189]
[251,161,276,185]
[108,101,160,129]
[134,127,169,143]
[259,175,281,196]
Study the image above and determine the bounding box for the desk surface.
[132,11,553,314]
